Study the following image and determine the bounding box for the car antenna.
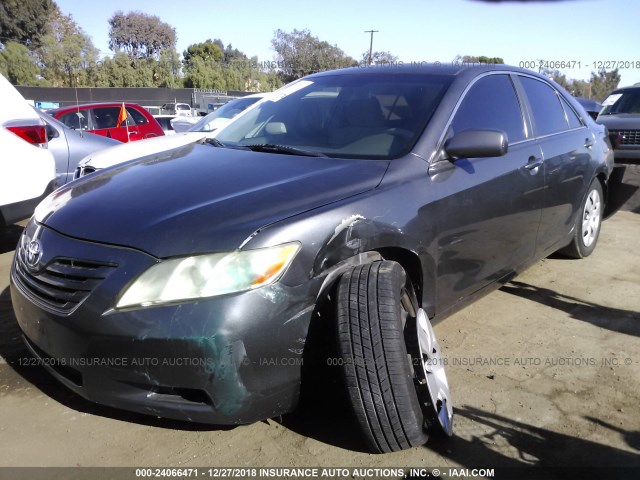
[74,84,84,137]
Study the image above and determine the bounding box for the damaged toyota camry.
[11,64,613,453]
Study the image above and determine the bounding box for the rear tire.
[336,261,429,453]
[560,179,604,259]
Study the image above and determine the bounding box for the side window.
[451,75,526,143]
[519,77,569,136]
[560,96,583,129]
[59,110,90,130]
[126,107,148,125]
[93,107,121,129]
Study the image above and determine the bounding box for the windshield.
[189,97,262,132]
[215,73,452,159]
[600,90,640,115]
[177,104,191,110]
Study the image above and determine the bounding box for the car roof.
[49,102,144,114]
[611,85,640,94]
[307,63,540,79]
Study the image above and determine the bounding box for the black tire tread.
[337,261,428,453]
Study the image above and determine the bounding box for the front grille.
[610,129,640,146]
[13,250,117,315]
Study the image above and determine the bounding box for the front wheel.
[336,261,453,453]
[560,179,604,259]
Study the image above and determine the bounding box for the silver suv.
[597,85,640,163]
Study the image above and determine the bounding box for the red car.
[48,103,164,143]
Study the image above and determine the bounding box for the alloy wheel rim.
[416,308,454,436]
[582,189,601,247]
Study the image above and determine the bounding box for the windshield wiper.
[204,138,251,150]
[204,138,227,147]
[244,144,327,157]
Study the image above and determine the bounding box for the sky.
[56,0,640,88]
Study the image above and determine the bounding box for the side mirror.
[444,129,508,159]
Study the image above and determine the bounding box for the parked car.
[152,115,177,135]
[597,84,640,163]
[161,102,192,117]
[36,111,119,187]
[0,74,55,226]
[575,97,603,120]
[74,97,266,177]
[48,103,165,143]
[11,65,613,453]
[171,94,266,133]
[74,132,210,178]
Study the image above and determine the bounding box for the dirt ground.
[0,165,638,476]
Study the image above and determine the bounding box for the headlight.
[116,243,300,308]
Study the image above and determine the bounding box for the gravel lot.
[0,165,638,476]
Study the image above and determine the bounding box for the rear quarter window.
[127,107,148,125]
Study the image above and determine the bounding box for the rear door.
[90,106,130,142]
[515,75,595,256]
[428,73,545,314]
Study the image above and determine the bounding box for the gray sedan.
[37,111,119,187]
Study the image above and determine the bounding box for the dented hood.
[38,143,389,258]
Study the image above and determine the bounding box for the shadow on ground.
[0,224,23,255]
[419,406,639,479]
[500,280,640,337]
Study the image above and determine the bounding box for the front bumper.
[10,221,316,424]
[613,147,640,163]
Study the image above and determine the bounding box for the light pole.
[364,30,379,65]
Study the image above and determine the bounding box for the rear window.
[177,104,191,111]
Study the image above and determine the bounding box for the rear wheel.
[336,261,453,453]
[560,179,603,259]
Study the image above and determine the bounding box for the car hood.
[596,114,640,130]
[79,132,207,170]
[39,145,389,257]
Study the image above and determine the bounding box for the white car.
[171,94,266,133]
[0,74,56,226]
[152,115,178,135]
[161,102,192,117]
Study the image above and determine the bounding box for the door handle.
[524,156,544,170]
[584,138,594,148]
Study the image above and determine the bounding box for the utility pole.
[364,30,379,65]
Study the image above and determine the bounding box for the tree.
[589,69,621,102]
[361,50,398,66]
[0,0,53,47]
[37,5,99,87]
[0,41,40,84]
[540,66,620,101]
[454,55,504,65]
[183,39,223,66]
[108,11,176,60]
[271,29,356,82]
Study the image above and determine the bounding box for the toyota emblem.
[26,240,42,267]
